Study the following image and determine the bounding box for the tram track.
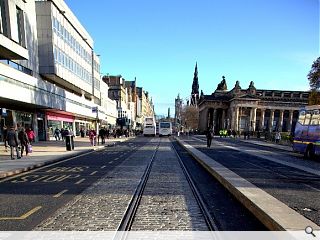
[116,140,160,232]
[114,137,265,235]
[32,136,267,231]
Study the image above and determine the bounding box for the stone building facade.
[198,77,310,134]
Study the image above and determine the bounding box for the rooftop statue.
[216,76,227,91]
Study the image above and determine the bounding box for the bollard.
[65,135,72,151]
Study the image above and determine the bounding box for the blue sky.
[65,0,319,116]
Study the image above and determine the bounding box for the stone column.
[199,108,208,132]
[234,107,239,131]
[251,107,257,132]
[288,110,294,132]
[269,109,275,131]
[249,108,253,132]
[279,110,284,132]
[260,109,265,131]
[222,109,226,129]
[213,108,217,132]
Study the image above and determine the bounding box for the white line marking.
[75,178,85,184]
[53,189,68,198]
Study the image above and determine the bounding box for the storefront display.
[46,112,74,140]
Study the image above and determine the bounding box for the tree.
[308,90,320,105]
[308,57,320,90]
[307,57,320,105]
[180,105,199,131]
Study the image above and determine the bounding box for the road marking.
[90,171,98,175]
[109,161,113,164]
[0,206,42,220]
[53,189,68,198]
[0,149,98,183]
[114,158,119,160]
[75,178,85,185]
[100,165,106,169]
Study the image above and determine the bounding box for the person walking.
[18,127,29,157]
[275,131,281,144]
[98,128,105,144]
[26,127,35,143]
[6,125,20,159]
[54,128,61,141]
[206,128,213,148]
[80,128,85,138]
[89,129,96,146]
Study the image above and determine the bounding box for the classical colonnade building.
[198,77,309,134]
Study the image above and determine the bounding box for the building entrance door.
[37,119,46,141]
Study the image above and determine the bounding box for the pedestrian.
[232,129,236,138]
[106,129,110,139]
[3,125,8,152]
[26,127,35,143]
[89,129,96,146]
[54,128,61,141]
[80,128,85,138]
[18,127,29,157]
[98,128,105,144]
[6,125,20,159]
[275,131,281,144]
[60,128,66,141]
[206,128,213,148]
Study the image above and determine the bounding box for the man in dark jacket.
[6,125,20,159]
[206,128,213,148]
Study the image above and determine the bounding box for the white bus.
[143,117,156,137]
[159,121,172,137]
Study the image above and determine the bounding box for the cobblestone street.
[35,138,208,230]
[35,141,155,230]
[131,139,207,230]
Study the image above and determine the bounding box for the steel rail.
[171,140,220,231]
[114,139,161,239]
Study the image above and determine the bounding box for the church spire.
[191,62,199,106]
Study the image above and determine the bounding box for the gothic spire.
[191,62,199,106]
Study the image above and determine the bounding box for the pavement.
[0,136,132,179]
[175,136,320,231]
[194,134,293,152]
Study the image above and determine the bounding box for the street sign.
[92,107,98,113]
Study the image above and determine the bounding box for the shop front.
[75,120,92,137]
[0,108,13,142]
[46,112,75,140]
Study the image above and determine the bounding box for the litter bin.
[71,135,74,150]
[65,135,72,151]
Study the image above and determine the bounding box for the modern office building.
[0,0,116,141]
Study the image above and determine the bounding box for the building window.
[283,92,291,98]
[0,0,8,36]
[16,6,25,46]
[274,92,281,97]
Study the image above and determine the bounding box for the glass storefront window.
[48,120,62,139]
[15,111,33,129]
